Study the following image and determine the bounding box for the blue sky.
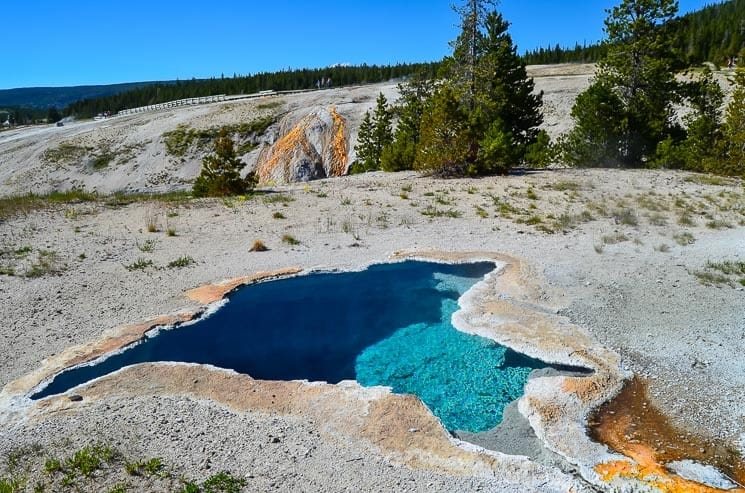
[1,0,712,90]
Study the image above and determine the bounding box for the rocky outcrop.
[255,106,349,183]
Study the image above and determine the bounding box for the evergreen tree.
[372,93,394,160]
[418,0,543,176]
[381,75,434,172]
[351,93,393,173]
[351,111,377,173]
[415,84,471,175]
[681,68,723,170]
[193,129,257,196]
[47,107,61,123]
[719,68,745,177]
[563,0,681,167]
[470,11,543,174]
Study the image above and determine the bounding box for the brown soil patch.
[184,267,302,304]
[590,377,745,490]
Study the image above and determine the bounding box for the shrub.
[193,130,257,197]
[202,471,246,493]
[125,258,153,271]
[167,256,195,268]
[249,240,268,252]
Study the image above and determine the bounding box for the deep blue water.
[33,260,550,432]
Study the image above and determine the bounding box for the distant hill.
[0,82,161,110]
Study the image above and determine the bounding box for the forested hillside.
[63,63,439,119]
[524,0,744,65]
[675,0,745,64]
[0,82,159,125]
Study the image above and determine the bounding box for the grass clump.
[684,174,730,186]
[693,260,745,287]
[706,219,732,229]
[262,194,294,205]
[42,142,91,163]
[655,243,670,253]
[92,153,115,170]
[673,232,695,246]
[167,256,195,268]
[282,235,300,245]
[201,471,246,493]
[26,250,65,278]
[249,240,268,252]
[125,458,166,478]
[162,125,198,157]
[678,211,696,226]
[546,180,583,192]
[0,190,96,221]
[137,239,157,253]
[707,260,745,276]
[272,212,286,219]
[0,476,24,493]
[647,212,667,226]
[43,442,119,488]
[601,233,629,245]
[613,209,638,226]
[6,443,248,493]
[125,258,154,271]
[420,205,461,218]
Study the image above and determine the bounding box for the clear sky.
[0,0,712,90]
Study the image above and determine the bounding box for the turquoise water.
[33,261,549,432]
[356,298,535,432]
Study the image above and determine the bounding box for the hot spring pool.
[33,260,551,432]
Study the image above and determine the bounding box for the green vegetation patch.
[693,260,745,287]
[167,256,195,269]
[2,441,247,492]
[42,142,92,163]
[163,116,276,157]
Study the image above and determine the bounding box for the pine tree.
[563,0,681,167]
[469,11,543,174]
[351,93,393,173]
[719,68,745,177]
[372,93,393,161]
[193,129,256,196]
[414,84,471,176]
[352,111,376,173]
[417,0,542,176]
[381,75,434,172]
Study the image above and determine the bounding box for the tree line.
[62,63,440,119]
[184,0,745,199]
[523,0,745,66]
[353,0,545,177]
[353,0,744,179]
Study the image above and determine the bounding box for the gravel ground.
[1,168,743,491]
[1,64,744,490]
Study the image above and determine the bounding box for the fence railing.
[117,95,227,116]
